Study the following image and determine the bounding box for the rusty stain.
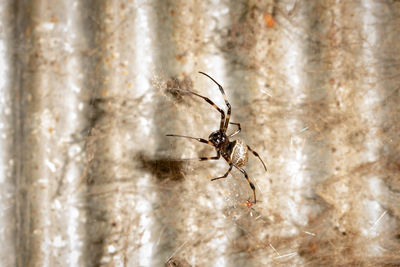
[264,13,275,28]
[25,26,31,37]
[50,15,59,23]
[101,89,108,97]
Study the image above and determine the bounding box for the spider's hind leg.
[237,167,257,204]
[211,163,233,181]
[247,145,267,171]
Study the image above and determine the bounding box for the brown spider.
[167,72,267,203]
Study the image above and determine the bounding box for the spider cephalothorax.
[167,72,267,204]
[208,130,227,147]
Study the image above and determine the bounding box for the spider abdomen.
[229,140,248,167]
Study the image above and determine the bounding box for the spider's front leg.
[228,122,241,137]
[199,71,231,130]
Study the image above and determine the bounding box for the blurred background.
[1,0,400,266]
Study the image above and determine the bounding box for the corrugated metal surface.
[1,0,400,266]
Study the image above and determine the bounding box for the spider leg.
[166,134,214,146]
[177,152,220,162]
[172,88,225,130]
[199,153,220,161]
[199,72,231,131]
[247,145,267,171]
[228,122,241,137]
[211,163,233,181]
[236,167,257,204]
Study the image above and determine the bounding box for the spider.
[167,72,267,204]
